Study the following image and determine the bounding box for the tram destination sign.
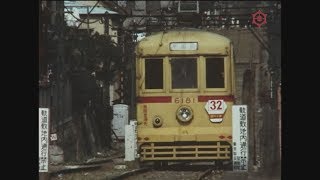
[170,42,198,51]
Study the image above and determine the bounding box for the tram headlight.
[153,116,163,127]
[176,106,193,123]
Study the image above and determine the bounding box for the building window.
[145,58,163,89]
[205,57,225,88]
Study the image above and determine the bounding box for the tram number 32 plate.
[204,100,227,123]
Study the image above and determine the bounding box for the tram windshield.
[145,58,163,89]
[171,58,197,89]
[205,57,225,88]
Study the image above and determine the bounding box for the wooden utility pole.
[241,69,255,172]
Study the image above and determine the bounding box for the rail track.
[110,162,227,180]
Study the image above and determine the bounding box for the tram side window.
[171,58,197,89]
[145,59,163,89]
[206,58,225,88]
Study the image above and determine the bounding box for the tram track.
[110,162,225,180]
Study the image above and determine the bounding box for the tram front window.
[145,58,163,89]
[205,57,225,88]
[171,58,197,89]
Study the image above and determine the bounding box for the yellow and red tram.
[135,28,235,163]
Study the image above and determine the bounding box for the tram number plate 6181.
[174,97,195,104]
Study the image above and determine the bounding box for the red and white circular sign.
[204,99,227,123]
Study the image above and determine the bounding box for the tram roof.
[136,29,231,57]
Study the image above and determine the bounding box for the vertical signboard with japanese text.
[39,108,50,172]
[232,105,248,171]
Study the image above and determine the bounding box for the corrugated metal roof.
[64,1,118,15]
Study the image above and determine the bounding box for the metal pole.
[87,7,90,34]
[130,34,136,119]
[50,1,56,25]
[278,82,281,160]
[121,33,125,104]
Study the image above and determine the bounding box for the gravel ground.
[50,164,280,180]
[123,169,224,180]
[48,151,280,180]
[50,161,121,180]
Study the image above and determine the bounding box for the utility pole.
[130,36,136,120]
[87,6,90,34]
[120,31,125,104]
[40,1,65,180]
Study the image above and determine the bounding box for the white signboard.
[112,104,129,140]
[50,133,57,141]
[170,42,198,51]
[39,108,50,172]
[124,120,138,161]
[204,99,227,122]
[232,105,248,171]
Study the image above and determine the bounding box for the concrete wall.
[209,28,272,172]
[209,29,267,103]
